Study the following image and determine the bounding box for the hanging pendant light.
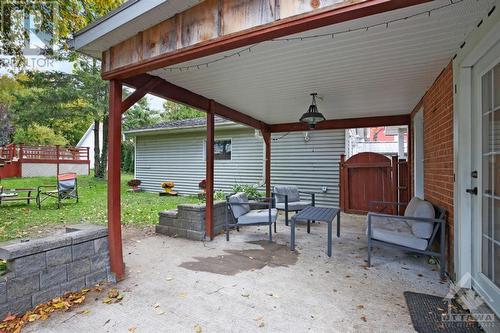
[300,93,325,129]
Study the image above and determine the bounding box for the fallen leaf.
[361,316,367,322]
[258,322,265,328]
[254,316,263,321]
[166,277,173,281]
[102,298,112,304]
[153,303,161,308]
[108,288,119,298]
[356,305,364,310]
[128,326,137,332]
[194,323,202,333]
[241,293,250,298]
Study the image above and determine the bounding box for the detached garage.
[125,117,345,207]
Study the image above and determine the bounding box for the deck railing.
[0,144,90,162]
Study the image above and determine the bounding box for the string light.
[162,0,488,73]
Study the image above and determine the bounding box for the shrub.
[232,184,263,198]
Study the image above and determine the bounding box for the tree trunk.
[93,120,101,177]
[101,114,109,178]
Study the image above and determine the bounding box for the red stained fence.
[339,152,409,215]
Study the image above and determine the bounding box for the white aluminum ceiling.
[149,0,496,125]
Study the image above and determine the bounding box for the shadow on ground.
[179,240,298,275]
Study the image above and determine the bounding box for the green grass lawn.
[0,173,200,241]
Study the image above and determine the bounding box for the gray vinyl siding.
[135,128,263,195]
[271,130,344,207]
[135,127,345,208]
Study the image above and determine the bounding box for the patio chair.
[366,197,447,280]
[272,185,315,226]
[37,173,79,209]
[225,192,277,241]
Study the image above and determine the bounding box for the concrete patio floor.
[27,213,448,333]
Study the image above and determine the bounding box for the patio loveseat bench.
[366,197,447,280]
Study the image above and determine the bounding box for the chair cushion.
[238,209,278,225]
[371,228,428,251]
[274,186,300,203]
[229,192,250,219]
[59,179,76,192]
[405,197,436,239]
[275,201,311,211]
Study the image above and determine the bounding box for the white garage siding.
[271,130,344,208]
[135,128,263,195]
[134,126,345,208]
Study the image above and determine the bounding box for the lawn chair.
[272,185,315,226]
[225,192,277,241]
[37,173,79,209]
[366,197,447,280]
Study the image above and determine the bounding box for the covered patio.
[27,214,448,332]
[72,0,492,282]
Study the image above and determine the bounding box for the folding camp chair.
[37,173,79,208]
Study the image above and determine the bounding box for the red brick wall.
[410,62,454,275]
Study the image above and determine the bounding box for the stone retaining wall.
[0,224,112,318]
[156,201,268,240]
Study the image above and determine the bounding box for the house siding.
[410,62,455,273]
[134,127,345,208]
[135,128,263,195]
[271,130,345,207]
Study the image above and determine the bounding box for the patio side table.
[290,206,340,257]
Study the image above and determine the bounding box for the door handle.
[466,187,478,195]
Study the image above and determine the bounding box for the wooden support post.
[107,80,125,281]
[340,154,345,211]
[262,131,271,198]
[205,101,215,240]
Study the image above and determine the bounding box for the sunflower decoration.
[160,181,177,195]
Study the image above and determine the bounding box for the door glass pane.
[495,243,500,288]
[483,237,493,279]
[494,64,500,109]
[484,195,492,236]
[483,70,492,113]
[495,198,500,242]
[483,155,493,195]
[495,111,500,154]
[483,113,492,153]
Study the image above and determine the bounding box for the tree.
[10,62,110,177]
[162,100,204,121]
[123,97,161,131]
[13,124,68,145]
[0,1,124,69]
[0,105,14,145]
[0,75,22,144]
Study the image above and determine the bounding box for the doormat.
[404,291,482,333]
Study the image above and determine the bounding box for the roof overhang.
[73,0,202,58]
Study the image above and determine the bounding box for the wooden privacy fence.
[339,152,409,215]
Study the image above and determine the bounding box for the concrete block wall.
[156,201,269,240]
[0,225,112,318]
[156,201,227,240]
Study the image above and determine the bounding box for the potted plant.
[198,179,207,200]
[127,179,141,192]
[160,181,177,195]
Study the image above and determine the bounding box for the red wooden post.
[262,131,271,198]
[107,80,125,281]
[205,102,215,240]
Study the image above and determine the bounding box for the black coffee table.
[290,206,341,257]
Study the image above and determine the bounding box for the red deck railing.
[0,144,90,162]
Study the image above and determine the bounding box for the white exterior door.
[471,39,500,317]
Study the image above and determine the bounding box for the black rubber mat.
[404,291,482,333]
